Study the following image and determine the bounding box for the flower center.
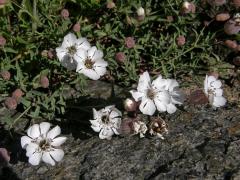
[84,58,94,69]
[67,46,77,55]
[39,139,51,151]
[147,88,156,100]
[102,115,109,124]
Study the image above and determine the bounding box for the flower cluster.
[130,71,184,115]
[21,122,66,166]
[204,75,226,108]
[56,33,108,80]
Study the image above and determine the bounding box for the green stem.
[10,106,31,128]
[32,0,37,32]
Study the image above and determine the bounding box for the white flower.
[90,105,122,140]
[21,122,67,166]
[132,121,148,138]
[137,7,145,17]
[130,71,171,115]
[204,75,226,107]
[56,33,90,70]
[162,79,185,114]
[75,46,108,80]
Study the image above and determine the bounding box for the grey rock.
[1,81,240,180]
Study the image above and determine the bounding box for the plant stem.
[32,0,37,32]
[10,106,31,128]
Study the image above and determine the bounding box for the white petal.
[74,49,87,63]
[91,125,102,132]
[109,109,122,121]
[92,108,98,120]
[50,148,64,162]
[103,105,115,112]
[76,38,91,51]
[51,137,67,147]
[56,47,67,61]
[21,136,32,149]
[165,79,179,91]
[207,76,217,86]
[88,46,97,59]
[26,143,39,157]
[130,90,144,101]
[152,75,166,90]
[139,98,156,115]
[28,124,40,139]
[137,71,151,92]
[211,80,222,89]
[214,88,223,96]
[92,50,104,60]
[155,91,170,104]
[62,33,77,48]
[213,96,226,107]
[112,128,120,135]
[47,126,61,139]
[39,122,51,136]
[94,59,108,67]
[42,152,55,166]
[99,128,114,140]
[80,68,100,80]
[90,119,102,132]
[166,103,177,114]
[154,98,167,112]
[28,152,42,166]
[94,66,107,77]
[204,75,209,93]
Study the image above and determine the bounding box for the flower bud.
[124,98,137,112]
[0,36,6,46]
[224,19,240,35]
[137,7,145,17]
[115,52,126,63]
[233,56,240,66]
[40,76,49,88]
[225,40,238,49]
[216,13,230,21]
[12,89,24,102]
[4,97,17,110]
[48,49,54,59]
[233,0,240,7]
[0,0,6,5]
[176,35,186,46]
[125,37,135,48]
[0,70,10,80]
[61,9,69,19]
[107,1,115,9]
[73,23,81,32]
[181,1,196,14]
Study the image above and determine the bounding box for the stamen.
[67,46,77,55]
[84,58,94,69]
[147,88,156,100]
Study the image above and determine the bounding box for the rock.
[1,82,240,179]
